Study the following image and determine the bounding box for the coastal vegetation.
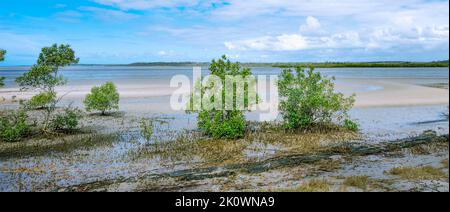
[0,49,6,87]
[0,49,5,61]
[0,49,31,142]
[0,110,30,142]
[84,82,120,115]
[274,60,449,68]
[187,55,255,139]
[185,56,359,140]
[442,159,449,168]
[343,176,370,190]
[289,179,331,192]
[16,44,79,133]
[24,91,57,110]
[50,107,83,133]
[121,60,449,68]
[278,66,357,131]
[387,166,448,180]
[140,118,155,142]
[0,44,123,143]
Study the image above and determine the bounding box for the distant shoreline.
[1,60,448,69]
[116,60,450,68]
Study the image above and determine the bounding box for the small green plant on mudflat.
[84,82,120,115]
[388,166,447,180]
[343,176,370,190]
[198,110,246,139]
[50,107,83,132]
[294,179,331,192]
[0,76,5,88]
[0,110,31,142]
[140,118,154,142]
[24,91,56,110]
[343,119,359,132]
[278,66,357,130]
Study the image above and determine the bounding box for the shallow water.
[1,66,448,88]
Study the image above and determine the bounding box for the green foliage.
[15,44,78,132]
[0,49,5,62]
[50,107,83,132]
[37,44,79,69]
[198,110,246,139]
[0,76,5,87]
[0,49,5,87]
[187,55,254,139]
[140,118,154,142]
[278,66,356,130]
[84,82,120,115]
[25,91,56,110]
[16,65,66,90]
[15,44,78,91]
[16,43,78,91]
[275,60,449,68]
[0,110,31,142]
[343,119,359,132]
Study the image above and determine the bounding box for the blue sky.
[0,0,448,65]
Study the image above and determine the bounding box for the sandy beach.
[1,78,448,112]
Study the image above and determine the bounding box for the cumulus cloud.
[225,34,308,51]
[225,13,448,53]
[300,16,321,33]
[90,0,448,60]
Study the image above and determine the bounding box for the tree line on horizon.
[118,60,450,68]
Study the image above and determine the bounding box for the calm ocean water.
[0,66,448,88]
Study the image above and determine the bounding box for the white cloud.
[46,0,450,61]
[321,32,364,49]
[300,16,321,33]
[225,54,239,59]
[79,6,138,22]
[225,12,448,53]
[225,34,308,51]
[157,50,167,56]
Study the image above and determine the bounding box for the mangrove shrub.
[50,107,83,132]
[0,49,6,87]
[0,110,31,142]
[278,66,357,130]
[187,55,256,139]
[84,82,120,115]
[16,44,79,132]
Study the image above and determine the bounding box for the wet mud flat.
[0,105,449,192]
[58,131,449,192]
